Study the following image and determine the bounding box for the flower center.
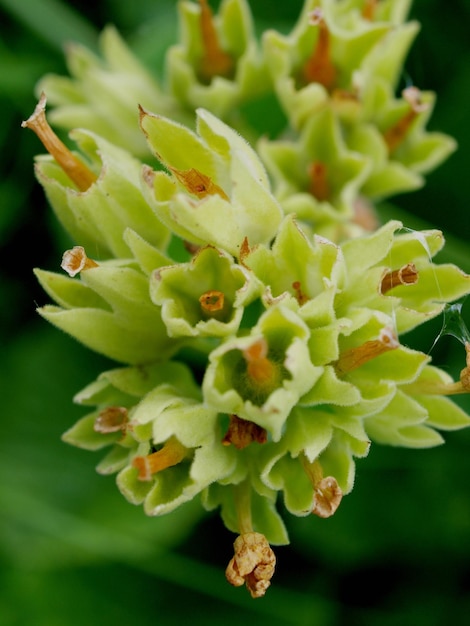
[229,338,285,406]
[243,338,279,387]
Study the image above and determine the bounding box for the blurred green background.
[0,1,469,624]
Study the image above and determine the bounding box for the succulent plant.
[24,0,470,599]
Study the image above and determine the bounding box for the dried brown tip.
[61,246,99,277]
[94,407,129,434]
[362,0,378,20]
[308,7,324,26]
[225,532,276,598]
[308,161,330,202]
[312,476,343,518]
[239,237,252,268]
[302,457,343,518]
[169,166,229,200]
[380,263,419,294]
[183,240,201,256]
[292,280,309,305]
[336,327,399,375]
[22,93,97,191]
[198,0,234,83]
[303,9,337,90]
[222,414,267,450]
[402,86,430,114]
[383,87,429,153]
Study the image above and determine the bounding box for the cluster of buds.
[25,0,470,598]
[37,0,455,241]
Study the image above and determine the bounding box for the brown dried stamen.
[302,457,342,518]
[308,161,330,201]
[132,438,187,481]
[169,166,229,200]
[225,532,276,599]
[303,9,337,90]
[183,240,201,256]
[312,476,343,518]
[362,0,378,20]
[222,414,267,449]
[336,327,399,375]
[22,93,97,191]
[406,343,470,396]
[94,407,129,434]
[292,280,309,305]
[380,263,419,294]
[198,0,234,83]
[239,236,252,268]
[61,246,99,277]
[383,86,429,153]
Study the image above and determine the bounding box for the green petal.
[301,365,361,405]
[151,245,259,337]
[203,306,321,440]
[141,109,283,256]
[420,395,470,431]
[263,454,313,516]
[364,389,444,447]
[96,445,133,475]
[37,305,174,365]
[35,130,170,258]
[166,0,269,119]
[116,463,154,505]
[319,430,369,493]
[34,268,108,310]
[123,229,173,276]
[38,25,184,157]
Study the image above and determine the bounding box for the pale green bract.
[27,0,470,599]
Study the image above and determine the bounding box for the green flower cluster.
[25,0,470,599]
[37,0,455,240]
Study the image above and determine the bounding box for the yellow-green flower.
[24,0,470,600]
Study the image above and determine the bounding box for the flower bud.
[166,0,270,119]
[140,107,283,257]
[36,26,187,158]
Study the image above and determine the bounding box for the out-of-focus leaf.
[0,0,98,51]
